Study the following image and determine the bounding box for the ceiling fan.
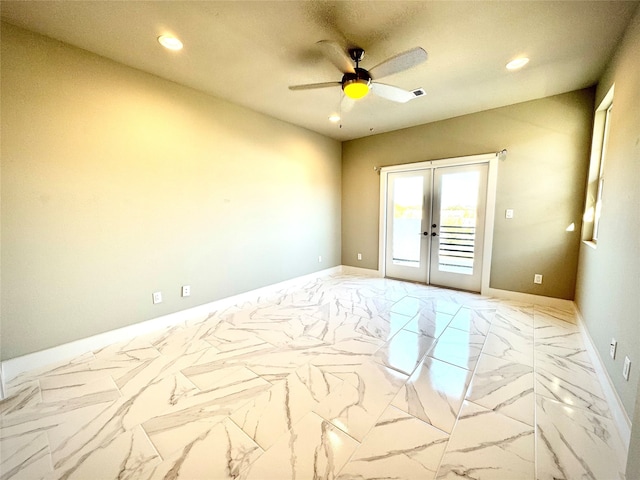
[289,40,428,111]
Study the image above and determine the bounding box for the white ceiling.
[2,1,637,141]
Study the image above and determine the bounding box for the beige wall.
[342,89,594,300]
[0,23,342,360]
[574,6,640,469]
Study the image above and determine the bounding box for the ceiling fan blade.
[369,47,428,80]
[289,81,341,91]
[370,83,416,103]
[317,40,356,74]
[341,95,356,113]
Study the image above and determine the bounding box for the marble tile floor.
[0,274,628,479]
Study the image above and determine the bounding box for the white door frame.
[378,152,499,294]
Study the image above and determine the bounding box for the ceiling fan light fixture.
[506,57,529,70]
[342,68,371,100]
[343,80,370,99]
[158,35,183,51]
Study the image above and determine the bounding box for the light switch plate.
[505,209,514,219]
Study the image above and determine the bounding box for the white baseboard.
[482,287,575,311]
[339,265,382,277]
[574,306,631,455]
[0,266,342,396]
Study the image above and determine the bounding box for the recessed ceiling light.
[329,114,341,123]
[158,35,183,51]
[506,57,529,70]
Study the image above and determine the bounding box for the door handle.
[423,231,429,236]
[432,224,437,228]
[432,232,437,236]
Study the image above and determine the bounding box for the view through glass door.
[384,169,431,282]
[384,162,489,292]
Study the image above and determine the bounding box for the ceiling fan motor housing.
[342,68,371,88]
[342,67,372,88]
[342,67,372,99]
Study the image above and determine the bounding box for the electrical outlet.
[152,291,162,304]
[610,338,617,359]
[623,356,631,380]
[534,274,543,284]
[357,253,362,261]
[318,255,322,263]
[182,285,191,297]
[505,209,514,219]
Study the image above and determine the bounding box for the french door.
[383,162,489,292]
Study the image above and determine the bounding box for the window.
[583,86,614,245]
[593,103,612,242]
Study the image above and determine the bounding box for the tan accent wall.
[574,6,640,466]
[342,89,594,300]
[0,23,342,360]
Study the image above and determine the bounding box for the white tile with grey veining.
[178,339,274,390]
[4,353,97,399]
[492,310,534,338]
[303,312,372,346]
[231,363,343,449]
[428,327,485,371]
[536,395,625,480]
[140,418,263,480]
[436,401,534,479]
[534,304,577,324]
[534,325,590,366]
[138,324,215,356]
[0,431,52,480]
[450,292,500,311]
[483,319,534,367]
[535,351,610,417]
[353,311,412,343]
[47,425,160,480]
[0,381,41,417]
[43,374,194,473]
[240,412,359,480]
[372,329,436,375]
[465,353,534,426]
[313,361,408,441]
[39,375,120,404]
[391,296,461,318]
[0,274,629,480]
[337,405,449,480]
[305,337,381,376]
[497,301,535,319]
[403,309,453,339]
[1,386,120,451]
[448,307,493,336]
[392,356,473,433]
[533,312,590,366]
[142,369,271,459]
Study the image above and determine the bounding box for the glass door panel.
[430,164,488,291]
[385,170,431,282]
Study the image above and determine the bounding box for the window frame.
[582,86,614,247]
[592,103,612,242]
